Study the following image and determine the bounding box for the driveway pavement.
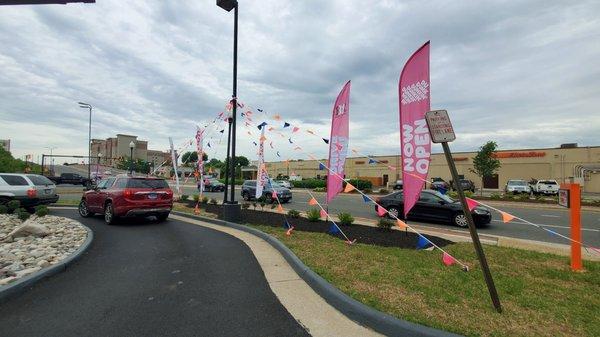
[0,209,309,337]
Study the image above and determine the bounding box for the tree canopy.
[471,141,501,178]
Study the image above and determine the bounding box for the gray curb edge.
[0,220,94,304]
[173,211,463,337]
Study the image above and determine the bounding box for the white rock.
[0,276,17,286]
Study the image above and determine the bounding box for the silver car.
[0,173,59,208]
[505,179,531,194]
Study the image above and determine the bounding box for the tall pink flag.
[399,41,431,217]
[326,80,351,204]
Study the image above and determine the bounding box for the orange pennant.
[273,114,281,121]
[276,204,284,213]
[268,127,274,131]
[306,130,315,135]
[308,197,318,205]
[194,203,200,215]
[344,183,355,193]
[396,219,407,230]
[501,211,515,223]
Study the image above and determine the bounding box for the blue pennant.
[362,194,370,203]
[368,158,376,164]
[257,122,268,130]
[319,163,325,170]
[416,236,432,250]
[546,229,559,236]
[219,129,224,133]
[288,138,293,144]
[322,138,329,144]
[253,142,257,146]
[438,187,447,195]
[328,223,341,234]
[283,221,291,229]
[283,122,290,128]
[276,151,281,157]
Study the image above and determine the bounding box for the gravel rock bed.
[0,214,88,286]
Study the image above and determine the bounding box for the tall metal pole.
[223,118,232,203]
[88,106,92,181]
[442,142,502,313]
[229,3,238,203]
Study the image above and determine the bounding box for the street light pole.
[129,141,135,174]
[78,102,93,181]
[229,2,238,204]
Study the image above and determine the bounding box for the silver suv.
[0,173,59,208]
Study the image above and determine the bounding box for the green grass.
[53,199,80,206]
[248,224,600,337]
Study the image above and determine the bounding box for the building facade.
[263,144,600,193]
[0,139,10,152]
[91,134,169,167]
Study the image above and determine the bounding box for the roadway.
[0,209,309,337]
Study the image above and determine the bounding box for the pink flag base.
[286,226,294,236]
[465,197,479,211]
[376,206,387,217]
[345,239,357,245]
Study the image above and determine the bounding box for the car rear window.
[540,180,557,185]
[0,175,29,186]
[26,175,54,186]
[126,178,169,189]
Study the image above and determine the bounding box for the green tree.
[470,141,501,195]
[0,148,39,173]
[181,151,208,166]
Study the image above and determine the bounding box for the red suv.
[78,175,173,224]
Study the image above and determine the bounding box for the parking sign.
[425,110,456,143]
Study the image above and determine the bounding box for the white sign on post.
[425,110,456,143]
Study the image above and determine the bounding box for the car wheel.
[78,199,93,217]
[157,213,169,222]
[387,206,400,219]
[242,192,249,201]
[452,213,468,228]
[104,202,116,225]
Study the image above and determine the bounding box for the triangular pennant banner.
[259,135,267,142]
[207,142,211,148]
[257,108,263,112]
[501,211,515,223]
[344,183,355,193]
[307,130,315,135]
[319,163,326,170]
[219,129,224,133]
[277,204,284,213]
[283,221,291,229]
[253,142,257,146]
[362,194,370,203]
[465,197,479,211]
[320,209,328,218]
[396,219,407,230]
[368,158,376,164]
[416,236,432,250]
[328,223,340,234]
[308,197,318,205]
[288,138,293,144]
[294,146,302,151]
[438,187,447,195]
[194,203,200,215]
[322,138,329,144]
[269,142,274,149]
[257,122,267,130]
[442,252,456,266]
[292,127,300,133]
[285,226,294,236]
[276,151,281,157]
[268,127,274,131]
[273,114,281,121]
[387,165,396,171]
[376,206,387,217]
[283,122,290,128]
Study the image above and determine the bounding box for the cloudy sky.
[1,0,599,163]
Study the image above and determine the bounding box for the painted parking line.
[491,220,600,232]
[540,214,560,218]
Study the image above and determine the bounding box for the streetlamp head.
[129,141,135,149]
[217,0,237,11]
[98,153,102,158]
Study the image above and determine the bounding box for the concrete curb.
[0,220,94,304]
[173,211,462,337]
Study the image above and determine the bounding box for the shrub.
[490,193,501,200]
[306,208,321,222]
[0,205,7,214]
[378,188,389,194]
[193,194,200,202]
[313,187,326,192]
[241,203,250,210]
[347,179,372,190]
[464,190,474,198]
[7,200,20,213]
[517,194,529,201]
[377,218,393,231]
[270,203,277,209]
[337,212,355,226]
[363,188,373,194]
[201,196,209,204]
[180,194,189,201]
[259,201,266,210]
[291,179,326,189]
[447,191,458,199]
[34,205,49,217]
[209,198,218,205]
[16,208,30,221]
[252,202,257,210]
[287,209,300,218]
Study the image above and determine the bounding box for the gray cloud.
[1,0,599,163]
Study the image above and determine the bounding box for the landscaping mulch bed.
[179,201,451,249]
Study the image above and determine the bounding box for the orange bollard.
[561,183,582,271]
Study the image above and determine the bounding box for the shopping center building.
[262,144,600,193]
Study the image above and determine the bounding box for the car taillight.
[27,189,37,198]
[123,189,134,198]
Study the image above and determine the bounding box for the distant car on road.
[392,180,403,190]
[375,190,491,228]
[505,179,531,194]
[429,177,449,192]
[78,175,173,225]
[0,173,59,209]
[274,180,292,189]
[47,172,90,186]
[203,177,225,192]
[241,180,292,203]
[450,179,475,193]
[530,179,559,195]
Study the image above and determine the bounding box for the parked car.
[392,180,403,190]
[274,180,292,189]
[203,177,225,192]
[505,179,531,194]
[375,190,491,227]
[78,175,173,224]
[241,180,292,203]
[450,179,475,193]
[0,173,59,208]
[531,179,559,195]
[430,177,449,191]
[47,172,90,186]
